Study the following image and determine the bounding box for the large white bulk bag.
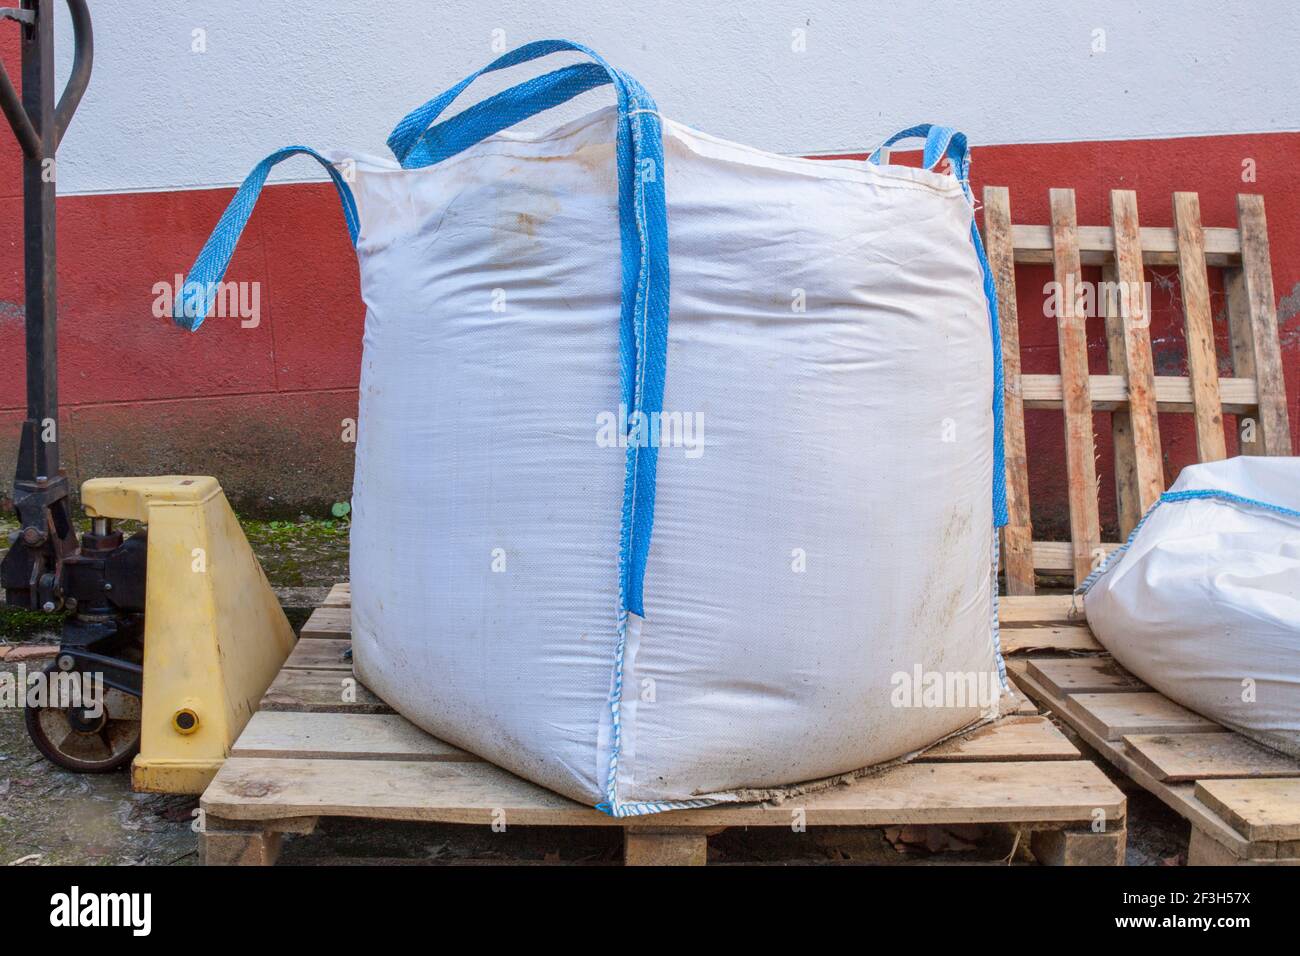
[1082,456,1300,757]
[175,41,1010,815]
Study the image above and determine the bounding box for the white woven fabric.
[1084,456,1300,757]
[343,106,1004,811]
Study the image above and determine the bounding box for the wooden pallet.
[1004,605,1300,865]
[983,186,1298,864]
[198,584,1127,866]
[983,188,1292,593]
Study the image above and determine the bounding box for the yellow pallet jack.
[0,1,295,793]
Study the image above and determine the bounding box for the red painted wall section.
[1,44,1297,526]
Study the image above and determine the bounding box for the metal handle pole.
[0,0,93,609]
[0,0,92,484]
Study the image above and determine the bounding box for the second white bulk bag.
[175,40,1010,815]
[1083,456,1300,757]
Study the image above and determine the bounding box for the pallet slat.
[983,186,1035,596]
[998,594,1078,626]
[298,594,1087,633]
[1107,190,1164,530]
[1065,692,1219,741]
[203,756,1123,828]
[233,711,476,761]
[1010,223,1241,265]
[1102,259,1142,536]
[1026,658,1146,697]
[918,716,1078,762]
[1032,540,1120,573]
[1172,191,1228,462]
[999,624,1100,654]
[1235,194,1294,455]
[285,638,351,671]
[1049,189,1102,585]
[1123,732,1300,783]
[1019,374,1257,413]
[235,711,1078,766]
[1194,779,1300,842]
[301,606,351,639]
[260,668,392,714]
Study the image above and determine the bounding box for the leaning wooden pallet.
[982,187,1292,593]
[198,584,1126,866]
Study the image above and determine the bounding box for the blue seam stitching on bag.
[990,531,1009,692]
[1077,488,1300,596]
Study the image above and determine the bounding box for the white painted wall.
[45,0,1300,194]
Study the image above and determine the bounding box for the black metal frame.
[1,0,92,611]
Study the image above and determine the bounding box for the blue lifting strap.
[171,146,358,332]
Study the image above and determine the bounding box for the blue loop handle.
[401,63,612,168]
[387,41,671,618]
[872,122,1006,527]
[172,146,358,332]
[868,124,967,176]
[386,39,649,162]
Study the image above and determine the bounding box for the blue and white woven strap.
[171,146,359,331]
[1078,488,1300,595]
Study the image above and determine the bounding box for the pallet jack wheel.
[23,660,142,773]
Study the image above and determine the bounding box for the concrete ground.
[0,515,1191,866]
